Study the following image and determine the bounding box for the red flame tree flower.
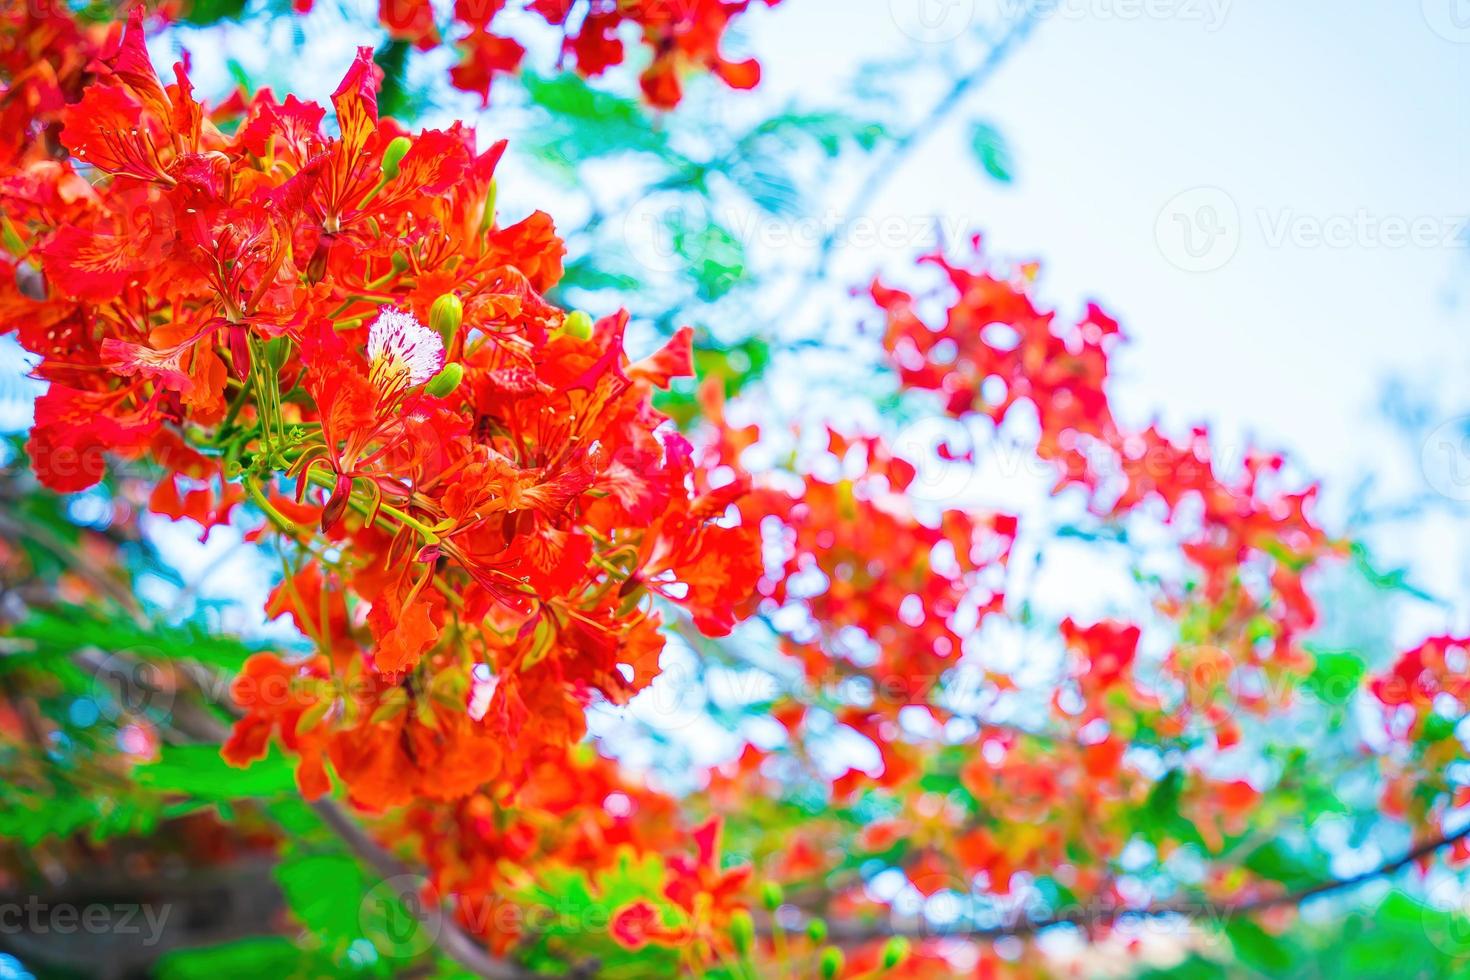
[3,9,761,813]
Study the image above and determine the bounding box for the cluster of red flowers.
[355,0,783,108]
[3,6,761,822]
[0,0,113,168]
[380,749,755,967]
[1367,635,1470,826]
[643,239,1352,964]
[1372,635,1470,730]
[872,239,1341,743]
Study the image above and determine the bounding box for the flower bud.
[880,936,910,970]
[430,292,464,346]
[562,310,594,340]
[819,946,843,980]
[425,363,463,398]
[321,472,354,532]
[760,881,783,911]
[805,918,827,944]
[728,909,754,957]
[381,136,412,180]
[306,234,333,284]
[478,178,498,235]
[227,323,250,380]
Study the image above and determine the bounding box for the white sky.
[747,0,1469,476]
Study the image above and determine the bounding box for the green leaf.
[741,111,887,156]
[1241,840,1321,891]
[157,937,310,979]
[1304,648,1366,705]
[179,0,248,25]
[520,72,670,165]
[968,122,1014,183]
[1226,918,1293,974]
[136,744,297,801]
[276,854,368,948]
[671,218,746,301]
[8,605,262,672]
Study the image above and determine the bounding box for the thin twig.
[812,3,1043,282]
[818,822,1470,942]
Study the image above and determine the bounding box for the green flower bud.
[425,363,463,398]
[430,292,464,346]
[819,946,844,980]
[805,918,827,944]
[760,881,784,912]
[380,136,412,180]
[562,310,594,340]
[880,936,910,969]
[478,178,498,235]
[728,909,754,957]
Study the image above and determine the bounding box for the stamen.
[367,306,445,390]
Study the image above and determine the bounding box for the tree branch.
[0,508,541,980]
[811,1,1043,281]
[820,822,1470,943]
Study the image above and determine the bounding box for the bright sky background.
[740,0,1470,635]
[750,0,1469,471]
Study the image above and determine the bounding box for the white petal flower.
[367,306,445,389]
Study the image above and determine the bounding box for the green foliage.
[522,72,671,169]
[136,744,297,801]
[512,848,684,978]
[1225,918,1293,974]
[157,938,325,980]
[179,0,249,25]
[969,121,1014,183]
[1148,892,1470,980]
[7,604,260,672]
[1304,648,1367,706]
